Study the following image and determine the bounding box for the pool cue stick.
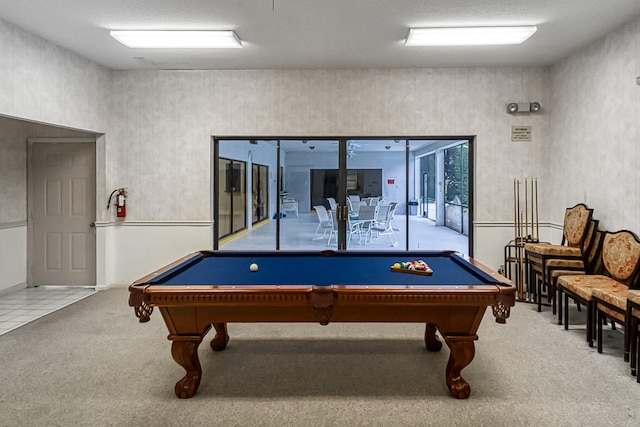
[513,179,520,297]
[513,179,518,242]
[536,178,540,242]
[519,209,525,300]
[517,180,524,299]
[516,180,521,240]
[530,177,534,241]
[524,178,529,241]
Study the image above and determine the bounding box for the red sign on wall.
[387,179,394,184]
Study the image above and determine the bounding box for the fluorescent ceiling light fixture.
[405,26,537,46]
[110,30,242,48]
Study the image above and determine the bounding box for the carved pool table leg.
[424,323,443,352]
[443,336,476,399]
[210,322,229,351]
[171,339,203,399]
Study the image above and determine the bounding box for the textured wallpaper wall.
[0,18,110,132]
[108,68,551,223]
[550,16,640,231]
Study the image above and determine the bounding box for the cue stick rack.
[503,178,539,301]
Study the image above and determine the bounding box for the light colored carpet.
[0,288,637,426]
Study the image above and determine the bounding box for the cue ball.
[250,263,258,272]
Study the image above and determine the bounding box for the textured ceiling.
[1,0,639,70]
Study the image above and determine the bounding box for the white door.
[30,141,96,286]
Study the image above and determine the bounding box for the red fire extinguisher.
[108,188,128,218]
[116,188,127,217]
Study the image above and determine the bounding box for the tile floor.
[0,286,96,336]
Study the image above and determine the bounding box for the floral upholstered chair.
[591,231,640,360]
[552,221,605,324]
[627,290,640,379]
[524,204,594,312]
[557,230,640,351]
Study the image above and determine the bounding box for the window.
[444,143,469,235]
[252,163,269,224]
[219,158,247,238]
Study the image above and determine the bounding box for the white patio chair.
[370,204,398,246]
[328,210,362,247]
[389,202,399,230]
[313,205,332,240]
[357,205,378,243]
[346,197,360,218]
[326,197,337,211]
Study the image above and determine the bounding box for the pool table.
[129,250,515,399]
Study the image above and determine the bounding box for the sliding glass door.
[251,163,269,224]
[218,157,246,239]
[345,139,406,250]
[279,140,339,249]
[216,140,277,249]
[214,137,470,255]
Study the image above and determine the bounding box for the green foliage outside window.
[444,143,469,207]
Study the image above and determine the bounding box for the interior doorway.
[28,138,96,286]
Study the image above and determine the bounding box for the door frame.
[212,136,473,255]
[26,137,97,287]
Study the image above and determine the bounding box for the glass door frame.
[336,138,347,250]
[212,136,474,255]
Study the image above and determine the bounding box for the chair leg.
[327,230,336,246]
[526,260,532,299]
[636,328,640,382]
[587,300,594,347]
[637,328,640,383]
[545,270,553,307]
[537,275,542,312]
[624,317,631,363]
[391,217,399,231]
[557,288,563,325]
[386,228,398,247]
[597,309,603,354]
[312,225,328,240]
[630,317,638,376]
[637,332,640,382]
[564,293,569,331]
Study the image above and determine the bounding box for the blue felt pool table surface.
[150,250,502,288]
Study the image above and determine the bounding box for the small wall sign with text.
[387,179,395,184]
[511,126,532,142]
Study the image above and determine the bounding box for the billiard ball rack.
[390,266,433,276]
